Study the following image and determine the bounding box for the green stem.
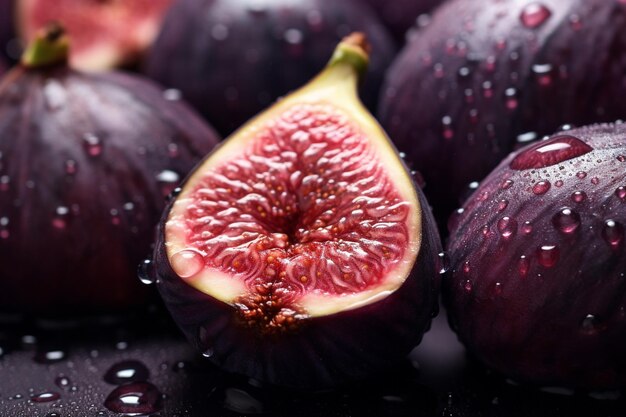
[21,22,69,69]
[327,32,370,77]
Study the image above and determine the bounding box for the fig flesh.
[154,34,441,388]
[0,26,220,314]
[445,123,626,389]
[17,0,174,71]
[379,0,626,225]
[145,0,396,136]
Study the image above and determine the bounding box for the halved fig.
[154,34,441,388]
[17,0,174,71]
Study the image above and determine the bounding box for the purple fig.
[153,34,441,388]
[145,0,396,136]
[445,123,626,389]
[0,25,220,314]
[379,0,626,224]
[361,0,443,42]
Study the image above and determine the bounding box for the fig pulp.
[154,34,441,388]
[379,0,626,226]
[0,26,220,314]
[445,123,626,389]
[145,0,396,136]
[18,0,174,71]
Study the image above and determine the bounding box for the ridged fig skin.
[0,66,220,314]
[145,0,396,136]
[445,123,626,389]
[379,0,626,224]
[155,182,441,389]
[361,0,442,42]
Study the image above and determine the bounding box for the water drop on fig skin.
[446,123,626,389]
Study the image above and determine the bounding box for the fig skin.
[0,62,220,314]
[361,0,442,42]
[155,184,441,388]
[379,0,626,225]
[0,0,15,63]
[445,123,626,389]
[145,0,396,136]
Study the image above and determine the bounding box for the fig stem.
[327,32,370,76]
[21,22,69,69]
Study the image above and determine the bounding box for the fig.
[0,25,220,314]
[145,0,396,136]
[153,34,441,388]
[379,0,626,224]
[445,123,626,389]
[361,0,442,42]
[17,0,174,71]
[0,0,14,60]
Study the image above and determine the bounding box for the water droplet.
[202,348,214,358]
[462,279,473,292]
[167,143,180,158]
[532,180,551,195]
[497,200,509,212]
[462,260,471,274]
[501,179,514,189]
[532,63,554,86]
[171,249,204,278]
[552,207,581,234]
[493,282,503,295]
[602,220,624,248]
[521,221,533,234]
[581,314,599,334]
[31,391,60,403]
[516,131,538,146]
[104,360,150,385]
[163,89,182,101]
[284,28,303,45]
[555,180,563,187]
[34,349,67,364]
[104,382,162,414]
[510,135,592,170]
[211,24,229,41]
[83,133,102,157]
[569,14,582,30]
[617,155,626,162]
[520,3,552,29]
[64,160,77,175]
[537,245,559,268]
[55,375,71,389]
[497,216,517,238]
[437,252,450,274]
[0,174,10,191]
[447,208,465,232]
[505,87,518,110]
[591,177,600,185]
[576,171,587,179]
[137,259,156,285]
[156,170,181,198]
[518,256,530,277]
[52,206,70,230]
[571,191,587,203]
[616,186,626,201]
[442,115,454,140]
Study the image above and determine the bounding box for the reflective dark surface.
[0,305,623,416]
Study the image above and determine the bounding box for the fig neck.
[21,23,70,70]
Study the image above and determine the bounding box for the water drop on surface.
[510,135,592,170]
[617,155,626,162]
[163,88,182,101]
[532,63,554,86]
[520,3,552,29]
[137,259,156,285]
[156,170,181,197]
[571,191,587,203]
[501,179,514,189]
[576,171,587,179]
[581,314,599,335]
[171,249,205,279]
[615,186,626,201]
[537,245,559,268]
[602,220,624,248]
[104,360,150,385]
[83,133,102,157]
[437,252,450,274]
[55,375,71,389]
[497,216,517,238]
[532,180,551,195]
[462,280,473,292]
[591,177,600,185]
[104,382,162,414]
[552,208,581,234]
[497,200,509,212]
[518,256,530,277]
[34,349,67,364]
[31,391,61,403]
[64,160,77,175]
[202,348,214,358]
